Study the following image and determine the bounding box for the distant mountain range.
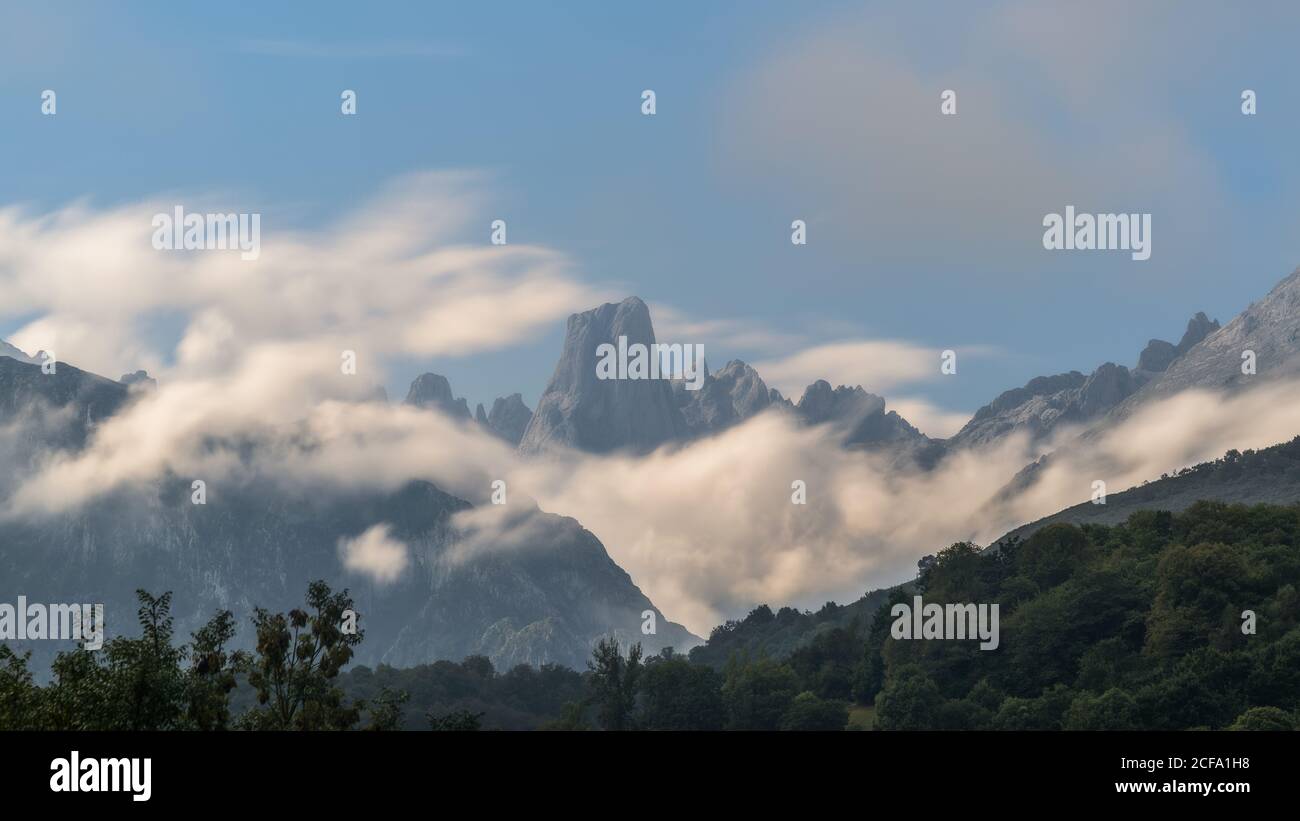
[6,266,1300,675]
[947,312,1220,451]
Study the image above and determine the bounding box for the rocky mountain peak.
[404,373,471,419]
[119,369,158,391]
[675,359,773,436]
[486,393,533,446]
[1135,312,1220,374]
[1177,311,1221,353]
[1,339,37,364]
[517,297,685,454]
[1104,268,1300,418]
[797,381,886,425]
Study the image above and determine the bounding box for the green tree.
[852,587,910,703]
[1228,706,1295,731]
[0,647,43,730]
[721,654,799,730]
[1063,688,1141,730]
[366,687,410,730]
[185,609,244,730]
[639,655,724,730]
[104,590,188,730]
[587,637,642,730]
[779,691,848,730]
[428,708,484,731]
[874,664,942,730]
[241,580,365,730]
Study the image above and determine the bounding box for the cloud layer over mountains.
[5,174,1300,636]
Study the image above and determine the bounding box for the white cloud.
[751,339,995,398]
[0,171,604,378]
[888,397,972,439]
[649,303,805,356]
[339,524,409,584]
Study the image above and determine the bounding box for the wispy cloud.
[339,523,409,584]
[752,339,997,398]
[649,303,805,356]
[0,171,602,379]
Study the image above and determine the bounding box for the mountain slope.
[1,340,37,364]
[993,436,1300,545]
[1104,268,1300,423]
[949,312,1217,451]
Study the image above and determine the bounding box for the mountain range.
[6,267,1300,675]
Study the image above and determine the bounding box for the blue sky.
[4,0,1300,431]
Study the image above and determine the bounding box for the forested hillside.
[871,500,1300,729]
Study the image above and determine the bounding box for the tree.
[853,587,910,704]
[366,687,410,730]
[779,691,848,731]
[1063,688,1141,730]
[1228,706,1294,731]
[874,664,942,730]
[242,580,365,730]
[0,647,42,730]
[1017,524,1093,589]
[185,609,243,731]
[639,655,724,730]
[721,654,799,730]
[587,637,642,730]
[428,708,484,731]
[104,590,188,730]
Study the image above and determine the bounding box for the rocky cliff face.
[518,297,686,454]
